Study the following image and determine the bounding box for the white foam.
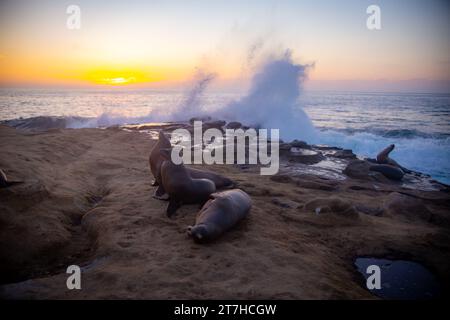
[215,50,317,142]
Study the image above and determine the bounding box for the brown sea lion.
[149,131,171,199]
[187,189,252,243]
[376,144,395,163]
[187,167,234,189]
[159,148,216,217]
[376,144,411,174]
[149,131,234,199]
[370,164,404,181]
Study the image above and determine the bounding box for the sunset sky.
[0,0,449,92]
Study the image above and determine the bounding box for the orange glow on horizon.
[85,69,151,86]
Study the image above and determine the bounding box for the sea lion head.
[187,224,210,243]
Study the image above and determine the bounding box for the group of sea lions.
[1,130,409,243]
[149,131,252,243]
[368,144,411,181]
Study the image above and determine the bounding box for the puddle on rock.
[355,258,440,299]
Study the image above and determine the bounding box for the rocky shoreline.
[0,122,449,299]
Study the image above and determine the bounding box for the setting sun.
[85,69,151,86]
[98,77,135,85]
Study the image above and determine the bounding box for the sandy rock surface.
[0,125,449,299]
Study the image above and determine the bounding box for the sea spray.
[170,70,216,121]
[66,50,317,143]
[216,50,317,142]
[66,70,217,128]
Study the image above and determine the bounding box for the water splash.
[216,50,317,142]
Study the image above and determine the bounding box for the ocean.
[0,89,449,184]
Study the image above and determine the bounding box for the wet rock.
[106,125,121,131]
[313,145,342,151]
[271,198,301,209]
[304,197,358,218]
[279,143,292,153]
[204,120,226,130]
[290,140,311,149]
[225,121,242,129]
[189,116,212,125]
[286,148,324,165]
[128,123,190,132]
[383,192,433,222]
[6,116,68,131]
[331,149,357,159]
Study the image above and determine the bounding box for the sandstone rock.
[304,197,359,219]
[383,192,432,222]
[270,174,294,184]
[355,204,384,216]
[271,198,301,209]
[296,180,337,191]
[343,160,371,179]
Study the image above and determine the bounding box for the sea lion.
[376,144,395,163]
[159,148,216,217]
[376,144,411,173]
[187,189,252,243]
[370,164,404,181]
[187,167,234,189]
[149,130,171,199]
[0,169,23,188]
[149,131,234,199]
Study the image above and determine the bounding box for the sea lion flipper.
[376,144,395,163]
[167,200,181,218]
[153,185,169,200]
[387,158,411,174]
